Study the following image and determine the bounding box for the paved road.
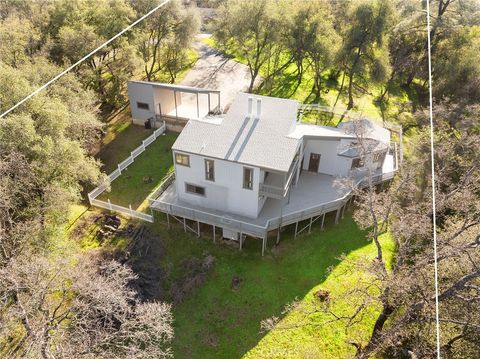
[180,34,262,111]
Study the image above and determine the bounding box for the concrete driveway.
[180,34,262,111]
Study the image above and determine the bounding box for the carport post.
[218,93,221,110]
[196,92,200,118]
[174,90,178,120]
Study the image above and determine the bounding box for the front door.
[308,153,320,172]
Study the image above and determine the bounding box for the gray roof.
[172,93,300,172]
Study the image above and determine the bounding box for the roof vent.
[256,98,262,119]
[247,96,253,117]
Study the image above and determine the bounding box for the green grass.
[98,131,178,209]
[144,211,394,358]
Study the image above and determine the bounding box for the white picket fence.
[87,122,167,222]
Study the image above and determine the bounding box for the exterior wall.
[127,82,156,125]
[302,138,352,176]
[174,152,262,218]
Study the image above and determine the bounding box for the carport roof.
[129,80,220,94]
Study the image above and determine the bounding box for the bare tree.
[0,251,174,359]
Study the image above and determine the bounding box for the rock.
[143,175,153,184]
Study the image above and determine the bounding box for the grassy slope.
[146,214,394,359]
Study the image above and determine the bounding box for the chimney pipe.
[247,96,253,117]
[256,98,261,118]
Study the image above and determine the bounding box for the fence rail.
[87,121,166,222]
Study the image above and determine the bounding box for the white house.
[145,86,399,254]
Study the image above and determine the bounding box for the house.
[138,83,399,255]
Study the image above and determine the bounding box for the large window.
[243,167,253,190]
[205,159,215,181]
[351,158,364,169]
[175,153,190,167]
[137,102,149,110]
[373,152,385,162]
[185,183,205,196]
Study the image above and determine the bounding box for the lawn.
[98,130,178,210]
[143,211,394,359]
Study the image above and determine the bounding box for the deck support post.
[335,208,341,224]
[239,232,243,250]
[197,221,200,237]
[341,203,346,219]
[183,217,186,232]
[213,225,216,243]
[294,221,299,238]
[308,217,313,233]
[261,235,266,256]
[166,213,170,229]
[321,213,326,230]
[276,226,281,245]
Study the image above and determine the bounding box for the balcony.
[259,155,300,200]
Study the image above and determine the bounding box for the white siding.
[174,152,262,218]
[127,82,156,125]
[302,138,352,176]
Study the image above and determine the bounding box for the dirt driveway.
[180,34,262,110]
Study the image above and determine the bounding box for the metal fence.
[87,122,167,222]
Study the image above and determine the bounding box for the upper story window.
[351,158,364,169]
[243,167,253,190]
[175,152,190,167]
[137,102,149,110]
[373,152,384,162]
[205,159,215,181]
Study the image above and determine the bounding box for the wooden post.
[276,226,281,244]
[197,221,200,237]
[183,217,186,232]
[213,225,216,242]
[166,213,170,229]
[341,203,346,219]
[321,213,326,230]
[308,217,313,233]
[294,221,299,238]
[239,232,243,250]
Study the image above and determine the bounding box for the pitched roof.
[172,93,300,172]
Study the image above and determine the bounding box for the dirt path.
[180,34,262,110]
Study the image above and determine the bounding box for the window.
[175,153,190,167]
[243,167,253,190]
[137,102,149,110]
[185,183,205,196]
[205,159,215,181]
[351,158,364,169]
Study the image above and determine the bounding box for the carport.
[151,83,221,120]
